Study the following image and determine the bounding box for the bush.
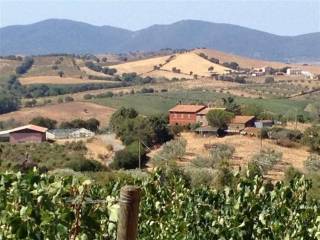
[303,126,320,153]
[29,117,57,129]
[192,144,235,169]
[64,159,105,172]
[284,166,302,183]
[276,138,295,148]
[111,141,146,169]
[64,96,74,102]
[251,148,282,173]
[304,154,320,172]
[153,138,187,165]
[83,94,94,100]
[15,57,34,74]
[265,77,275,84]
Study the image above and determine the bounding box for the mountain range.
[0,19,319,61]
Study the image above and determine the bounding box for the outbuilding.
[47,128,95,140]
[0,125,48,144]
[228,116,256,133]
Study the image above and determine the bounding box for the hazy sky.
[0,0,319,36]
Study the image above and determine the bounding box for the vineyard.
[0,168,319,239]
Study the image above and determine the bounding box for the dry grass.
[20,76,110,85]
[26,56,82,77]
[142,70,193,79]
[0,102,115,127]
[161,52,232,76]
[194,48,320,74]
[0,59,19,75]
[110,55,171,74]
[180,132,310,181]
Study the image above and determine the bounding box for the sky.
[0,0,319,36]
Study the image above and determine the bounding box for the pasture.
[92,90,311,117]
[0,102,115,127]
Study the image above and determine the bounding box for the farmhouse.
[169,104,206,125]
[0,124,48,144]
[228,116,256,132]
[47,128,95,140]
[286,68,302,75]
[196,107,226,126]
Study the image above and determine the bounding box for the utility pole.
[138,138,141,170]
[295,108,298,130]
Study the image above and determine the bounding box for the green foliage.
[303,125,320,153]
[269,127,303,142]
[64,158,105,172]
[110,108,171,147]
[0,92,20,114]
[29,116,57,129]
[60,118,100,132]
[265,76,275,84]
[153,138,187,165]
[222,96,241,114]
[0,168,319,239]
[192,144,235,168]
[0,142,90,171]
[251,148,282,173]
[304,154,320,172]
[284,166,302,183]
[15,57,34,74]
[111,141,146,169]
[206,109,234,129]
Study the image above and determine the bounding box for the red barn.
[169,105,206,125]
[5,125,48,144]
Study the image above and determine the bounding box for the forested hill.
[1,19,319,62]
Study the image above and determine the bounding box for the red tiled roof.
[169,105,206,113]
[197,107,226,115]
[231,116,255,124]
[6,124,48,133]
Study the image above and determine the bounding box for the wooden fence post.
[117,185,141,240]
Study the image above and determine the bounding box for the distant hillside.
[1,19,319,62]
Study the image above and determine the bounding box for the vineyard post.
[117,185,141,240]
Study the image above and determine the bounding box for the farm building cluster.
[169,104,274,136]
[0,124,95,144]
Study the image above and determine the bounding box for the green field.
[92,90,312,116]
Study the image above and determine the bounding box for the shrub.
[276,138,295,148]
[111,141,146,169]
[304,154,320,172]
[265,77,275,84]
[29,117,57,129]
[64,159,105,172]
[284,166,302,183]
[192,144,235,169]
[64,96,74,102]
[251,148,282,173]
[153,138,187,164]
[303,126,320,153]
[83,94,94,100]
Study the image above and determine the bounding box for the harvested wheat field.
[161,52,233,76]
[0,59,19,75]
[180,132,310,181]
[142,70,193,79]
[110,55,172,74]
[19,76,109,85]
[194,48,320,74]
[0,102,115,127]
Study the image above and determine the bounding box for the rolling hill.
[1,19,319,62]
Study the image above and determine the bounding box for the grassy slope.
[92,90,311,116]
